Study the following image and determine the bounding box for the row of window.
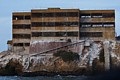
[32,12,79,17]
[80,13,114,18]
[12,13,114,20]
[80,32,103,37]
[80,22,115,28]
[13,24,31,29]
[13,43,30,46]
[13,34,31,39]
[32,22,79,27]
[32,32,78,37]
[13,32,103,38]
[13,16,31,20]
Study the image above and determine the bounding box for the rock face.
[0,40,120,76]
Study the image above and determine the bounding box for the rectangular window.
[80,32,103,37]
[32,12,78,17]
[13,15,31,20]
[13,16,24,20]
[103,22,115,27]
[31,22,78,27]
[13,43,30,46]
[81,22,103,28]
[25,16,31,19]
[91,13,102,18]
[102,13,115,18]
[32,32,42,37]
[80,14,91,18]
[13,34,31,39]
[32,32,78,37]
[13,24,31,29]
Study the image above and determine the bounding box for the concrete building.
[12,8,115,52]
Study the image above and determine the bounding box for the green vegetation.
[53,50,79,62]
[99,49,105,62]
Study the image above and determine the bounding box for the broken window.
[91,13,102,18]
[13,15,31,20]
[13,24,31,29]
[80,32,103,37]
[32,32,42,37]
[103,22,114,27]
[32,13,43,17]
[80,14,91,18]
[13,16,23,20]
[32,12,78,17]
[25,16,31,19]
[13,43,30,46]
[42,32,56,37]
[92,23,103,27]
[56,32,67,37]
[13,34,31,39]
[102,13,115,18]
[67,32,78,36]
[32,22,78,27]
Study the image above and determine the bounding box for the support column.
[104,41,110,70]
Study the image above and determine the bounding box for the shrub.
[53,50,79,62]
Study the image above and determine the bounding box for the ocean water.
[0,75,90,80]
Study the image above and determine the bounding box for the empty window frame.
[13,16,23,20]
[25,16,31,19]
[13,34,31,39]
[32,12,79,17]
[103,22,115,27]
[80,14,91,18]
[80,23,91,28]
[13,24,31,29]
[31,22,78,27]
[32,32,42,37]
[102,13,115,18]
[91,13,102,18]
[42,32,56,37]
[80,32,103,37]
[92,23,103,27]
[32,32,78,37]
[81,22,103,27]
[13,43,30,46]
[13,15,31,20]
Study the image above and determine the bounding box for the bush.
[99,49,105,62]
[53,50,79,62]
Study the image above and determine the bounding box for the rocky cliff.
[0,40,120,76]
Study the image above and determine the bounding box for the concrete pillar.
[104,41,110,70]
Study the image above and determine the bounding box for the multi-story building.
[12,8,115,52]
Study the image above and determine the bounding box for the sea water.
[0,75,90,80]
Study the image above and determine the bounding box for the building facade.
[12,8,115,52]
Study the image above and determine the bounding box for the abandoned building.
[12,8,115,52]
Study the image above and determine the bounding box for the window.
[32,32,42,37]
[81,22,103,28]
[25,16,31,19]
[32,12,78,17]
[13,15,31,20]
[13,34,31,39]
[32,13,43,17]
[32,22,78,27]
[13,24,31,29]
[80,32,103,37]
[13,43,30,46]
[42,32,56,37]
[102,13,115,18]
[80,14,91,18]
[103,22,115,27]
[13,16,23,20]
[67,32,78,36]
[32,32,78,37]
[91,13,102,18]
